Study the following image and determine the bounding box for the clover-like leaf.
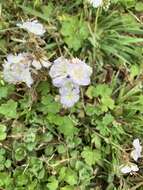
[60,16,89,51]
[0,100,17,118]
[47,176,58,190]
[81,147,101,166]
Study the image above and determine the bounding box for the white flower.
[68,58,92,86]
[17,20,46,36]
[31,57,51,70]
[3,53,33,87]
[49,57,70,87]
[120,163,139,174]
[88,0,103,8]
[59,78,80,95]
[130,138,142,162]
[49,57,92,108]
[60,89,80,108]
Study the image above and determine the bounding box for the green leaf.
[130,65,140,80]
[59,167,66,181]
[0,172,12,186]
[15,147,26,161]
[64,168,78,185]
[5,159,11,168]
[60,16,89,51]
[81,147,101,166]
[0,100,17,118]
[47,176,58,190]
[135,2,143,12]
[85,105,95,116]
[119,36,143,44]
[101,96,115,111]
[58,116,78,137]
[0,84,14,100]
[39,95,60,114]
[93,84,112,97]
[37,81,50,95]
[119,0,136,8]
[121,14,140,29]
[24,129,36,143]
[91,134,101,149]
[85,86,96,99]
[102,114,114,125]
[16,173,28,186]
[57,144,66,154]
[0,86,8,100]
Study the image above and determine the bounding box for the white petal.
[59,78,80,95]
[89,0,103,8]
[120,165,131,174]
[130,150,140,162]
[49,57,69,79]
[130,164,139,172]
[131,138,142,161]
[133,139,142,152]
[68,59,92,86]
[17,20,46,36]
[60,90,80,108]
[52,77,66,87]
[7,54,15,63]
[120,163,139,174]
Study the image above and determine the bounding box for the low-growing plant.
[0,0,143,190]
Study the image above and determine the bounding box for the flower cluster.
[3,20,51,87]
[3,53,51,87]
[49,57,92,108]
[3,20,92,108]
[3,53,33,87]
[120,139,142,174]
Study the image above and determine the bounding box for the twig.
[130,182,143,190]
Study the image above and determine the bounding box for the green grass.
[0,0,143,189]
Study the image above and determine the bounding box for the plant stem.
[94,7,100,32]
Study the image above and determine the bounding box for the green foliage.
[60,15,89,51]
[120,0,136,8]
[89,11,143,65]
[0,84,15,100]
[81,147,101,166]
[135,2,143,12]
[15,147,27,161]
[47,176,59,190]
[47,114,78,137]
[37,95,61,114]
[59,167,78,185]
[0,0,143,190]
[0,100,17,118]
[86,84,115,111]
